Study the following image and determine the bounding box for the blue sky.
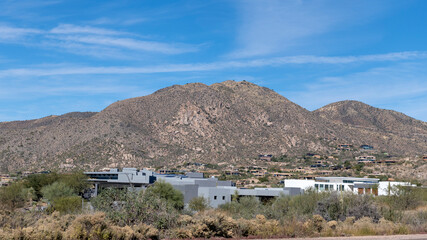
[0,0,427,121]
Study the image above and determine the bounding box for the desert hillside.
[0,81,426,172]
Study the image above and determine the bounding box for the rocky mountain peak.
[0,81,425,172]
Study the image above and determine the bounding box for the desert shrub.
[108,223,159,240]
[377,186,425,211]
[315,193,341,221]
[63,212,112,239]
[327,220,338,230]
[400,210,427,232]
[281,218,311,238]
[24,173,60,199]
[336,216,411,236]
[132,223,159,240]
[188,196,209,212]
[315,192,380,222]
[287,189,327,218]
[20,212,74,239]
[0,210,47,230]
[344,194,381,222]
[236,215,281,238]
[221,190,331,221]
[24,172,89,201]
[175,210,236,238]
[52,196,82,214]
[145,180,184,210]
[266,190,329,221]
[91,188,179,229]
[1,211,159,240]
[378,205,403,222]
[0,182,34,211]
[352,217,377,236]
[304,214,326,233]
[0,229,12,240]
[41,181,75,203]
[219,196,267,219]
[178,211,293,239]
[0,212,75,239]
[59,172,89,195]
[270,195,291,219]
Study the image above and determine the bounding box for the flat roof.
[316,177,380,181]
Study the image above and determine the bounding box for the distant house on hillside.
[356,155,376,163]
[337,144,353,150]
[259,154,273,161]
[360,145,374,150]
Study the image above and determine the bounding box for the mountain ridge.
[0,80,425,172]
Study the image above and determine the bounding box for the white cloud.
[0,25,42,40]
[0,51,425,77]
[0,23,199,57]
[230,0,387,58]
[88,17,147,26]
[41,41,134,59]
[49,34,198,54]
[284,62,427,120]
[0,83,154,101]
[50,24,124,35]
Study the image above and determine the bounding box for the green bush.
[24,172,89,201]
[64,212,112,239]
[176,210,237,238]
[315,192,380,222]
[145,180,184,210]
[59,172,89,195]
[188,196,209,212]
[52,196,82,214]
[41,181,75,202]
[0,182,34,211]
[377,186,425,211]
[286,188,327,218]
[24,173,60,199]
[91,188,180,229]
[219,196,267,219]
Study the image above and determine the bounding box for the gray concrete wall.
[173,184,199,204]
[199,187,233,208]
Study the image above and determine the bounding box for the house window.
[222,196,225,200]
[214,196,217,200]
[325,185,329,190]
[315,184,319,189]
[330,185,334,190]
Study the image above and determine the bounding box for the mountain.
[0,81,426,172]
[314,100,427,155]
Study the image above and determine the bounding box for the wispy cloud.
[0,25,42,40]
[0,1,62,20]
[88,17,147,26]
[1,51,425,77]
[50,24,124,35]
[0,23,199,58]
[230,0,389,58]
[284,62,427,120]
[49,34,198,54]
[0,83,154,101]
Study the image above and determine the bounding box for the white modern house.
[85,168,303,208]
[284,177,415,196]
[85,169,415,208]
